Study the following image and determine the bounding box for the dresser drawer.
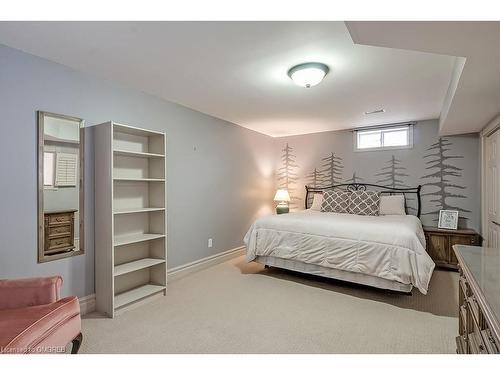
[47,224,72,237]
[459,305,468,336]
[48,212,73,225]
[481,329,500,354]
[469,332,488,354]
[47,236,73,250]
[468,295,481,324]
[456,335,467,354]
[459,276,471,298]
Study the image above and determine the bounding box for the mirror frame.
[37,111,85,263]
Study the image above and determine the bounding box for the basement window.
[354,124,413,151]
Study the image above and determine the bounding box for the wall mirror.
[38,111,85,263]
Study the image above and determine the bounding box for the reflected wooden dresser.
[43,209,77,256]
[453,245,500,354]
[424,227,481,270]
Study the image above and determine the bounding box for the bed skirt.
[254,255,413,293]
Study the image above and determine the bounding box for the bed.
[244,183,435,294]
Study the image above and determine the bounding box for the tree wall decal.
[277,143,300,208]
[305,168,325,188]
[420,137,470,222]
[345,172,364,184]
[375,155,417,213]
[375,155,409,188]
[320,152,343,186]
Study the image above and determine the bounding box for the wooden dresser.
[453,245,500,354]
[43,209,77,256]
[424,227,481,270]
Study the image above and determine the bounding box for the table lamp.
[274,189,290,214]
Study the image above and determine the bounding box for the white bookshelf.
[94,121,167,317]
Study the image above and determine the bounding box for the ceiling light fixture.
[288,62,329,88]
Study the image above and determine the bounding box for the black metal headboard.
[305,183,422,218]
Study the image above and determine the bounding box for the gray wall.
[272,120,481,230]
[0,44,274,297]
[0,43,481,299]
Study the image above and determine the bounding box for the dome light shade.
[288,62,329,88]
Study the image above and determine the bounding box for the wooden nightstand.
[423,227,482,270]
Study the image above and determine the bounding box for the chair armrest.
[0,276,62,310]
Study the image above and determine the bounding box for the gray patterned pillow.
[349,191,380,216]
[321,190,351,213]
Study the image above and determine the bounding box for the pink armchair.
[0,276,82,354]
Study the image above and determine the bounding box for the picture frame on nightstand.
[438,210,459,230]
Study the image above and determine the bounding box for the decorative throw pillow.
[379,195,406,215]
[349,191,380,216]
[310,193,324,211]
[321,190,350,213]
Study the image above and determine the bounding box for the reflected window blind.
[55,152,78,187]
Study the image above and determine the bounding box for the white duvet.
[244,210,435,294]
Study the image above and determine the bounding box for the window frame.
[353,123,414,152]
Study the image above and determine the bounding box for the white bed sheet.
[244,210,435,294]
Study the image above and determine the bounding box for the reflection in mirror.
[38,111,84,263]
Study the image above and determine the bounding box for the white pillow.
[310,193,324,211]
[379,195,406,215]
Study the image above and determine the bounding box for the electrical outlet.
[208,238,213,248]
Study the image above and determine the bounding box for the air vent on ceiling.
[364,109,385,115]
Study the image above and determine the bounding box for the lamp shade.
[288,62,329,88]
[274,189,290,202]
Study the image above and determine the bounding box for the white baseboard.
[167,246,245,282]
[79,293,96,316]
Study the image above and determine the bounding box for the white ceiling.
[0,21,468,137]
[346,21,500,135]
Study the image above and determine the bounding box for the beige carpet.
[81,256,458,353]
